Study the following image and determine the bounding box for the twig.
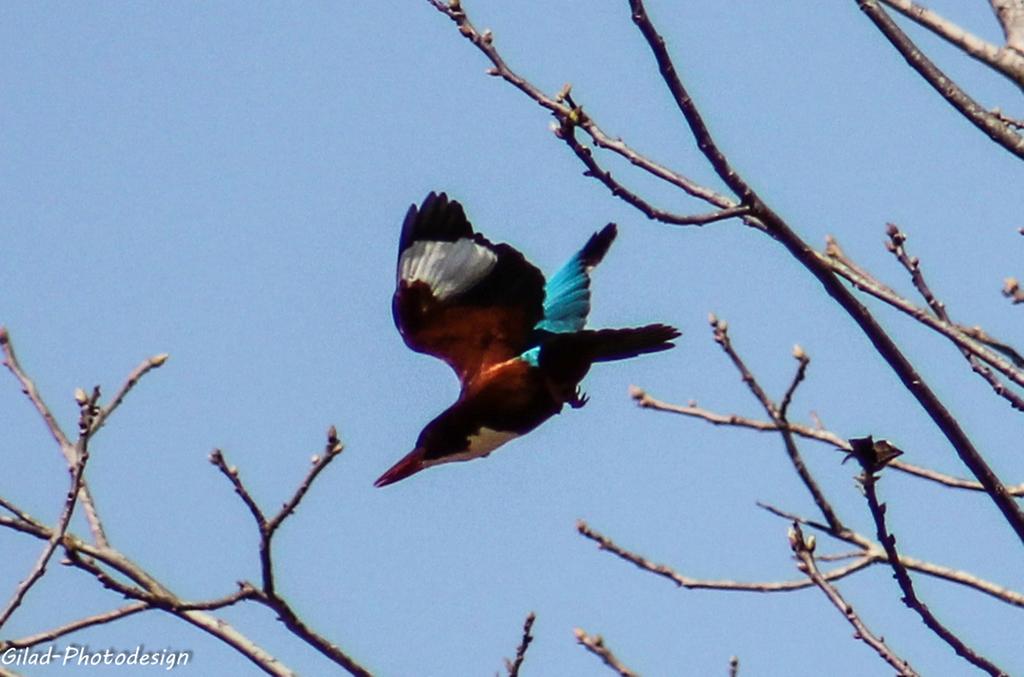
[211,428,369,677]
[759,503,1024,608]
[631,386,1024,497]
[1003,277,1024,304]
[855,460,1009,675]
[0,387,98,631]
[425,0,741,221]
[858,0,1024,160]
[709,316,845,532]
[211,426,345,595]
[778,345,809,419]
[1,327,114,547]
[504,612,535,677]
[577,519,872,592]
[0,603,149,650]
[574,628,638,677]
[826,237,1024,411]
[885,223,1024,411]
[788,523,919,676]
[89,353,169,436]
[557,118,748,227]
[0,327,72,451]
[826,236,1024,383]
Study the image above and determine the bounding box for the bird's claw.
[569,388,590,409]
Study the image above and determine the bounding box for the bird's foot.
[569,387,590,409]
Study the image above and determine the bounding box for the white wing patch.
[399,239,497,300]
[421,427,520,468]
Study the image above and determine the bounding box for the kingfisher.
[375,192,680,487]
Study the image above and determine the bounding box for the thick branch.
[859,0,1024,159]
[880,0,1024,85]
[624,0,1024,543]
[991,0,1024,54]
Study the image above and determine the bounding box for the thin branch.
[856,465,1009,676]
[425,0,740,220]
[0,327,72,450]
[709,317,845,532]
[574,628,638,677]
[824,237,1024,393]
[504,612,536,677]
[789,523,920,676]
[885,223,1024,411]
[211,427,344,595]
[0,603,149,650]
[0,387,98,631]
[631,386,1024,497]
[778,345,810,419]
[211,428,369,676]
[879,0,1024,86]
[1,327,111,546]
[577,519,873,592]
[858,0,1024,160]
[89,352,169,436]
[556,115,748,227]
[760,503,1024,608]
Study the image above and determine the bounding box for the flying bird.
[375,192,680,487]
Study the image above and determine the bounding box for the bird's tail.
[584,324,681,362]
[536,324,680,384]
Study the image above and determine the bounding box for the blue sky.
[2,2,1023,675]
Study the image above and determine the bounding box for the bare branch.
[709,317,845,532]
[504,612,536,677]
[89,352,169,437]
[0,603,148,651]
[631,386,1024,497]
[759,503,1024,608]
[990,0,1024,54]
[556,116,748,227]
[1,327,113,547]
[879,0,1024,85]
[577,519,873,592]
[857,0,1024,159]
[210,428,368,676]
[0,387,98,631]
[620,0,1024,543]
[854,460,1008,675]
[885,224,1024,411]
[778,345,810,419]
[424,0,741,223]
[574,628,639,677]
[789,523,920,676]
[0,327,72,451]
